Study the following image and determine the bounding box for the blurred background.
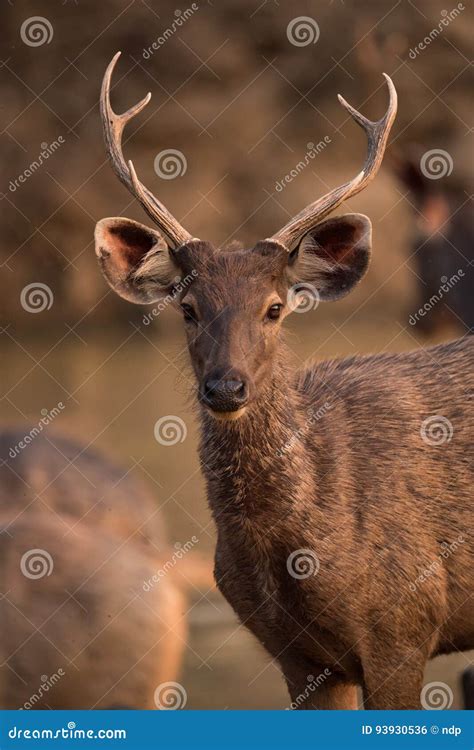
[1,0,473,708]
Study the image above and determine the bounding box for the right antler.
[101,52,192,248]
[268,74,397,250]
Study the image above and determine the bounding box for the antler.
[269,74,397,250]
[100,51,192,248]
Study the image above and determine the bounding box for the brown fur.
[95,222,473,709]
[94,76,473,704]
[202,335,473,709]
[0,430,213,709]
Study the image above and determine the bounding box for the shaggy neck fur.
[198,349,318,530]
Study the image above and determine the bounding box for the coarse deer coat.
[94,53,474,708]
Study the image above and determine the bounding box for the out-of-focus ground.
[1,0,472,708]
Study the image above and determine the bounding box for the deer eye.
[266,303,283,321]
[181,304,198,324]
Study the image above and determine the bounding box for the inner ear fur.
[287,213,372,302]
[94,217,180,304]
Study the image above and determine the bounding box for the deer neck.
[199,354,314,523]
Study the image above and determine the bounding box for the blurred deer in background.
[391,150,474,336]
[95,53,473,709]
[354,20,474,337]
[0,428,212,709]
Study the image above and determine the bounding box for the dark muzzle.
[202,375,249,412]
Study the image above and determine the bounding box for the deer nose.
[203,377,248,412]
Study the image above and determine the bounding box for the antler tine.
[100,52,192,248]
[269,74,397,250]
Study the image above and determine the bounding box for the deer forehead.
[174,240,288,283]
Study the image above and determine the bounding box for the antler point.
[338,94,350,109]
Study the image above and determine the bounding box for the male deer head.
[95,52,397,420]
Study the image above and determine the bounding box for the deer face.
[95,215,371,419]
[174,240,289,418]
[95,53,395,419]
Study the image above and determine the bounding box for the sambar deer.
[0,428,212,709]
[391,150,474,336]
[94,52,473,709]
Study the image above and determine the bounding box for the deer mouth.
[205,406,248,422]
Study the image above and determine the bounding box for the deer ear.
[94,217,180,304]
[287,213,371,302]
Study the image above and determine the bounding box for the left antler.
[101,52,193,248]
